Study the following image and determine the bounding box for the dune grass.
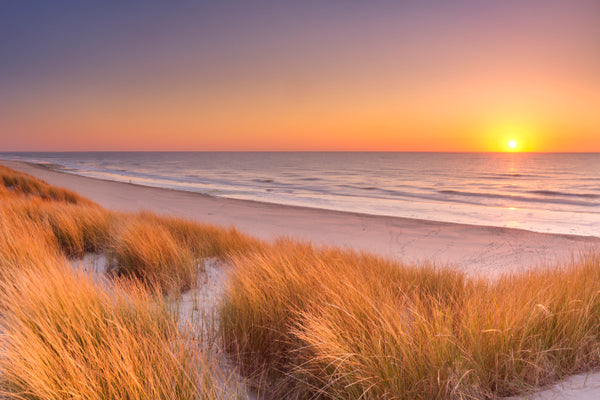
[0,164,259,294]
[107,217,198,294]
[105,213,262,294]
[1,262,195,399]
[136,212,263,259]
[0,205,61,281]
[2,163,600,399]
[105,212,262,293]
[220,242,600,399]
[0,169,111,258]
[0,164,92,205]
[30,200,112,257]
[0,251,246,399]
[0,165,247,399]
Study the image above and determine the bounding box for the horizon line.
[1,150,600,154]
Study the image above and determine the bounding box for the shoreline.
[4,154,598,238]
[23,160,600,240]
[2,159,598,276]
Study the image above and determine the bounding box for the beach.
[3,160,598,277]
[3,160,600,399]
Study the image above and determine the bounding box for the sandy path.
[505,372,600,400]
[3,160,598,277]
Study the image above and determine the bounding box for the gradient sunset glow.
[1,1,599,152]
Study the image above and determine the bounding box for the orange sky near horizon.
[1,1,599,152]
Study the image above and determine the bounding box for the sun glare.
[508,140,517,150]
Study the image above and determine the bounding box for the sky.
[1,0,599,152]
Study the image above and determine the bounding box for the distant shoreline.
[1,152,598,237]
[2,159,598,277]
[0,152,600,237]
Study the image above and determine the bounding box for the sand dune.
[4,159,600,399]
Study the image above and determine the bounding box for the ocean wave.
[36,162,74,171]
[253,178,275,183]
[478,173,543,180]
[528,190,600,199]
[298,177,322,181]
[439,189,599,207]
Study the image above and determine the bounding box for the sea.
[1,152,599,237]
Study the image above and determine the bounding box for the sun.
[490,123,532,152]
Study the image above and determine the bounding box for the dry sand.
[3,160,598,277]
[6,159,600,399]
[506,372,600,400]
